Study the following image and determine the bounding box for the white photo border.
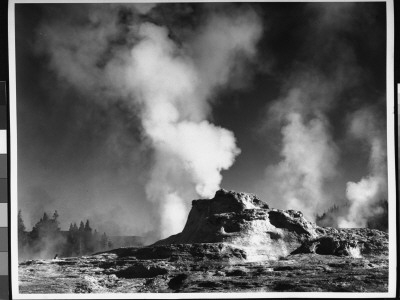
[8,0,397,298]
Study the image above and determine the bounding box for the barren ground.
[19,244,388,293]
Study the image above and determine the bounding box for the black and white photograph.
[8,0,396,297]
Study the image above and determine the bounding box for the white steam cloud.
[257,3,382,224]
[127,14,262,237]
[36,5,262,238]
[262,79,339,221]
[338,108,387,228]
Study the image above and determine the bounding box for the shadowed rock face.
[18,189,389,293]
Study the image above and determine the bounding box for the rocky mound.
[154,189,387,260]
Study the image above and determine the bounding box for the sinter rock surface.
[19,189,388,293]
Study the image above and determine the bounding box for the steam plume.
[338,108,387,228]
[262,77,339,221]
[36,4,262,238]
[258,3,369,221]
[127,13,261,237]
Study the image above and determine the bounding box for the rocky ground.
[18,189,389,294]
[19,244,388,293]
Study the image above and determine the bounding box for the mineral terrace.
[19,189,389,293]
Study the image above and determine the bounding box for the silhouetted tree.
[84,220,92,232]
[83,220,95,253]
[30,211,60,241]
[316,200,388,232]
[18,210,28,252]
[366,200,388,232]
[20,211,112,259]
[28,210,63,259]
[53,210,59,222]
[18,210,26,232]
[64,222,79,257]
[78,221,85,232]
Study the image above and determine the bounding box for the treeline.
[315,203,350,228]
[315,200,388,232]
[18,210,113,260]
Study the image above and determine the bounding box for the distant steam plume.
[338,108,387,228]
[262,75,339,221]
[258,2,367,221]
[35,4,262,238]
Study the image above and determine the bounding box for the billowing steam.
[258,2,386,224]
[262,77,339,221]
[36,4,262,238]
[338,108,387,228]
[124,22,243,236]
[20,3,386,246]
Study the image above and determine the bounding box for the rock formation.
[155,189,387,260]
[18,189,389,293]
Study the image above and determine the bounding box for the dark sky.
[14,2,387,238]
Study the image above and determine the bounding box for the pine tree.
[52,210,59,221]
[18,210,28,253]
[42,212,49,222]
[84,220,92,233]
[83,220,93,254]
[76,221,84,255]
[18,210,26,233]
[29,211,63,259]
[66,222,79,257]
[51,210,60,232]
[79,221,85,232]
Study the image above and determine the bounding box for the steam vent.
[19,189,389,293]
